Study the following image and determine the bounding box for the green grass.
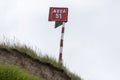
[0,42,81,80]
[0,64,44,80]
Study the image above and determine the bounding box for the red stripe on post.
[60,39,63,47]
[62,27,65,33]
[59,53,62,61]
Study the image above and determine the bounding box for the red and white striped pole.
[59,22,65,62]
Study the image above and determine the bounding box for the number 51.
[55,14,62,19]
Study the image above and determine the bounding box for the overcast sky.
[0,0,120,80]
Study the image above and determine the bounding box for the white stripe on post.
[61,33,64,40]
[59,22,65,62]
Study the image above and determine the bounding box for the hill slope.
[0,44,81,80]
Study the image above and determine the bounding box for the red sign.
[48,7,68,22]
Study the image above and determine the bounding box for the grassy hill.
[0,42,81,80]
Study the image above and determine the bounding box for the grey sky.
[0,0,120,80]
